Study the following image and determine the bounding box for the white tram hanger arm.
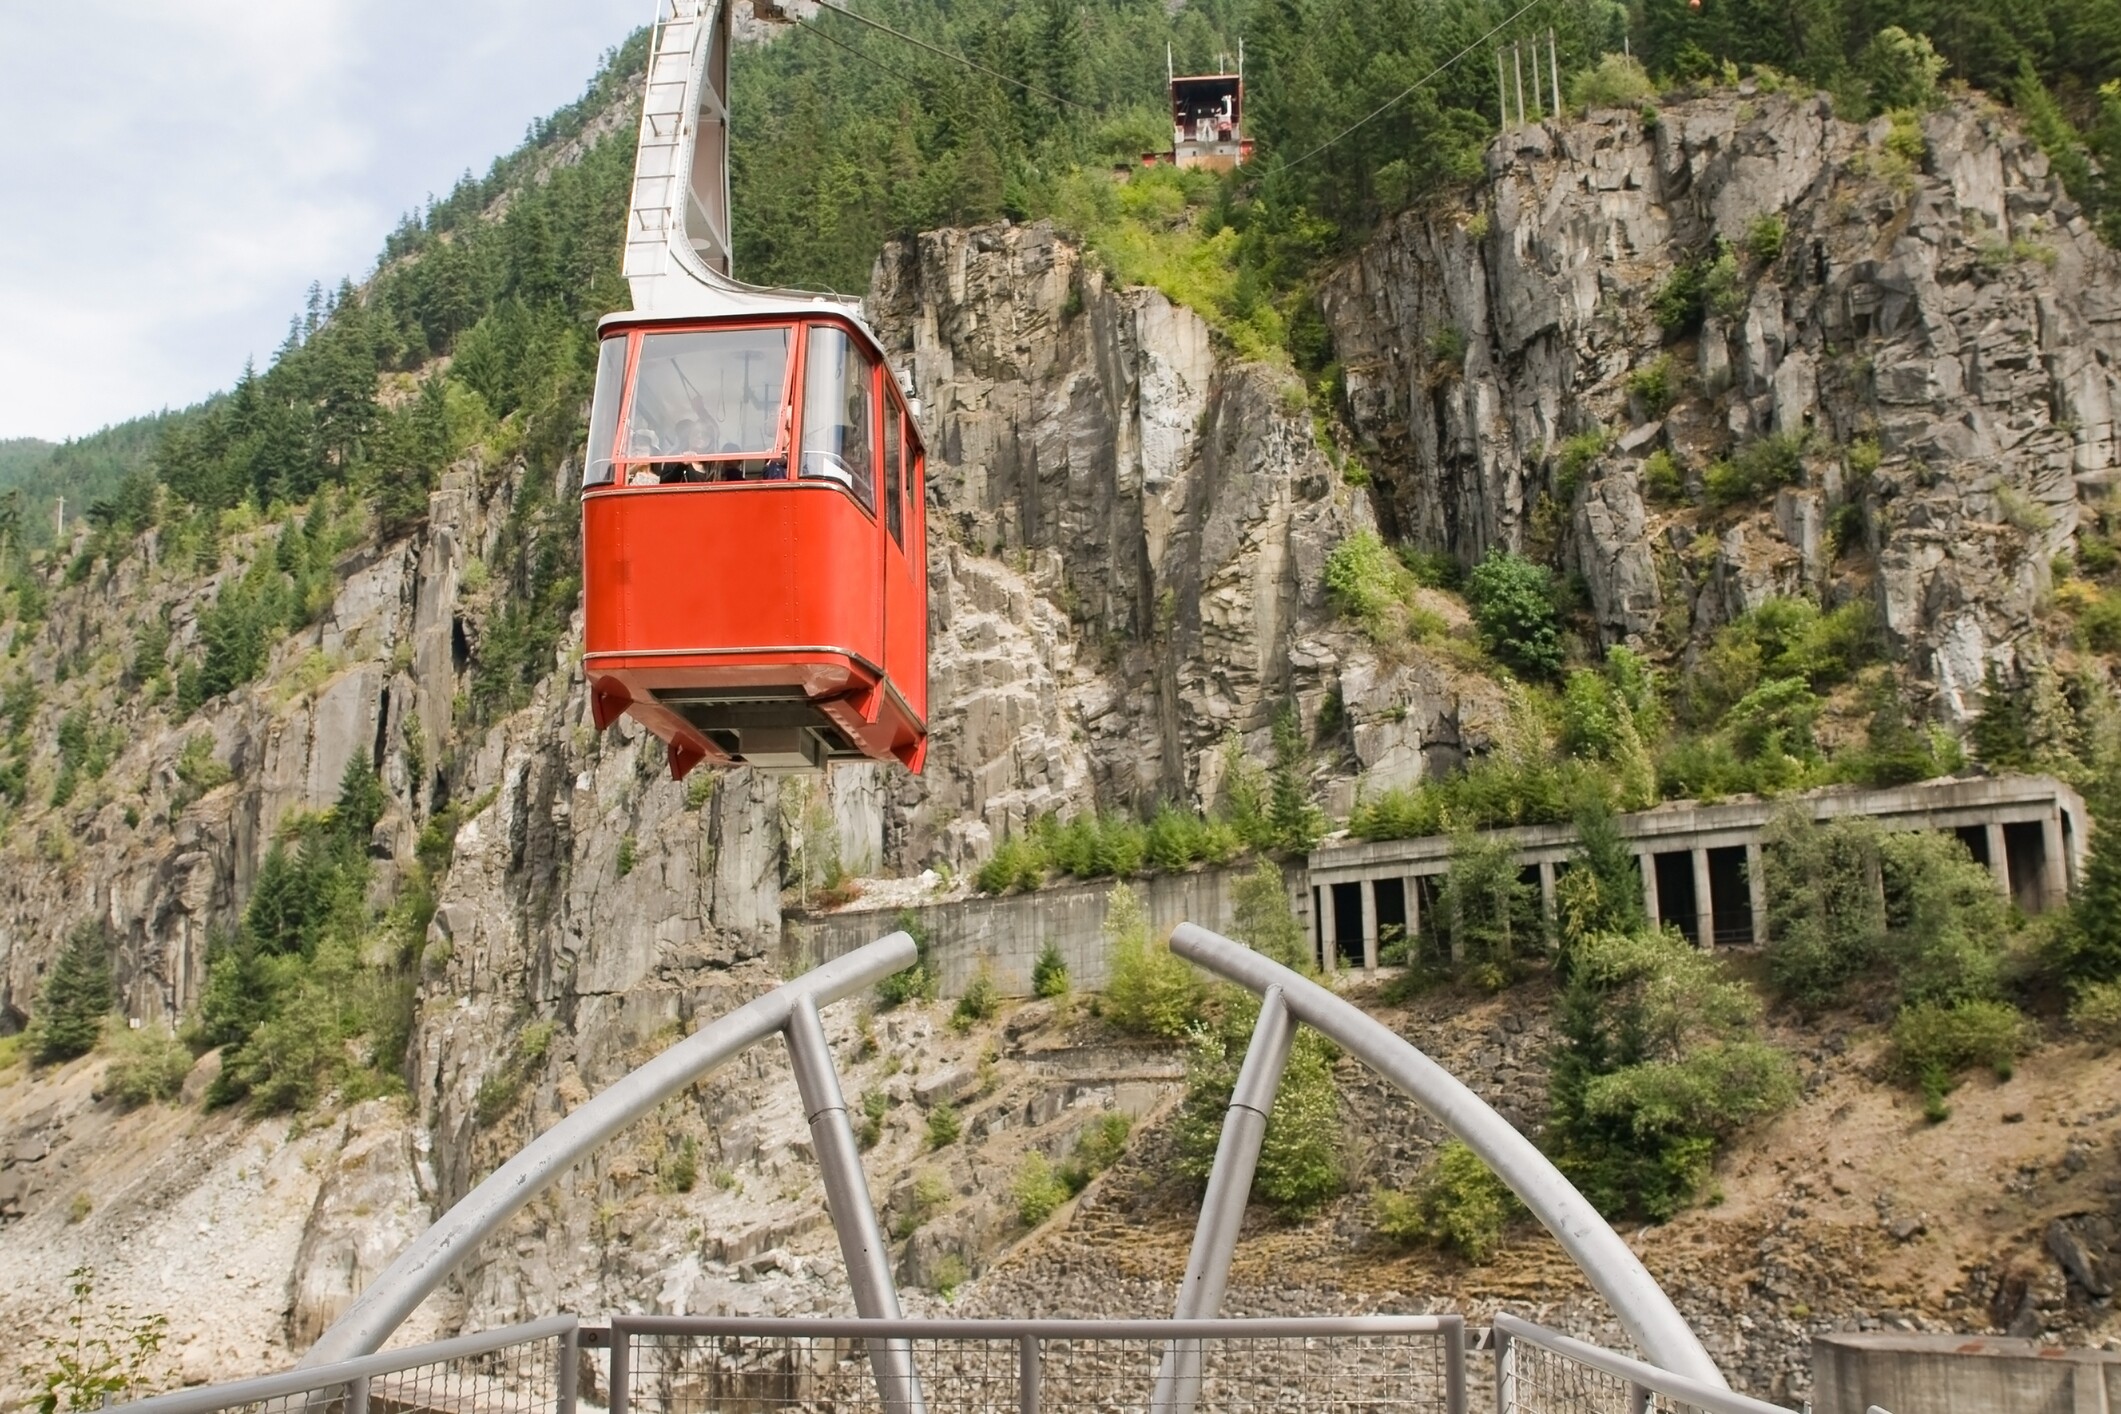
[623,0,866,324]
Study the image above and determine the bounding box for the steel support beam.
[1151,988,1295,1414]
[786,996,926,1414]
[1169,924,1724,1387]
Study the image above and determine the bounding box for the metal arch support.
[1151,987,1294,1414]
[302,933,920,1369]
[785,997,927,1414]
[1167,923,1725,1388]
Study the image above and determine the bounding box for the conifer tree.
[1971,662,2034,772]
[33,923,115,1064]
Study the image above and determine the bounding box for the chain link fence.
[113,1317,577,1414]
[1491,1315,1809,1414]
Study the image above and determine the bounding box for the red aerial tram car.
[578,0,928,779]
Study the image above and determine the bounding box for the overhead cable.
[795,15,929,89]
[1280,0,1546,170]
[806,0,1096,112]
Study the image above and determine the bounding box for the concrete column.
[2042,811,2069,912]
[1640,853,1660,929]
[1692,848,1715,948]
[1318,885,1337,974]
[1986,821,2010,897]
[1360,880,1379,974]
[1746,840,1769,946]
[1538,860,1557,924]
[1405,875,1421,951]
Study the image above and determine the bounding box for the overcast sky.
[0,1,646,443]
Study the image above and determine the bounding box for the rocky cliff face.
[1321,90,2121,718]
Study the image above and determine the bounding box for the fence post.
[1018,1335,1040,1414]
[1444,1319,1467,1414]
[347,1377,368,1414]
[1628,1383,1650,1414]
[1493,1329,1513,1414]
[609,1320,630,1414]
[558,1325,579,1414]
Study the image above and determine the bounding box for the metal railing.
[122,1312,1848,1414]
[1492,1315,1793,1414]
[115,1317,577,1414]
[607,1315,1466,1414]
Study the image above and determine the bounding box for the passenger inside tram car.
[622,326,791,483]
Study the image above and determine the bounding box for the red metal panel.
[585,483,881,663]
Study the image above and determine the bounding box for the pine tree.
[32,923,115,1063]
[1266,705,1325,853]
[1971,662,2034,771]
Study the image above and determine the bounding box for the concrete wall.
[1813,1332,2121,1414]
[786,863,1293,998]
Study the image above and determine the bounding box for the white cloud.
[0,0,644,440]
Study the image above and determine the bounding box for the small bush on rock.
[107,1025,191,1107]
[1373,1141,1519,1262]
[1101,885,1203,1039]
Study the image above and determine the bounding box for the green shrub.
[1764,814,1886,1010]
[1890,1000,2031,1092]
[1723,677,1822,762]
[1230,859,1307,969]
[1429,830,1542,988]
[1373,1141,1519,1262]
[1101,885,1203,1038]
[1880,832,2011,1007]
[1064,1111,1132,1186]
[1651,261,1706,335]
[1859,28,1946,112]
[1031,943,1070,999]
[106,1025,191,1106]
[1642,449,1684,502]
[1704,432,1807,506]
[175,734,232,796]
[975,835,1045,894]
[1014,1153,1070,1226]
[877,909,938,1007]
[615,834,637,877]
[1744,214,1787,266]
[1425,325,1469,373]
[1173,994,1343,1217]
[2070,980,2121,1042]
[1569,53,1655,111]
[858,1087,890,1148]
[31,923,115,1064]
[1550,928,1797,1220]
[926,1103,962,1149]
[929,1252,968,1298]
[1624,357,1680,418]
[1701,242,1747,320]
[1466,550,1563,679]
[659,1135,700,1194]
[951,964,1000,1031]
[1323,530,1441,648]
[1556,428,1614,493]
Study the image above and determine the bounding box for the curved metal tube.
[303,933,918,1366]
[1168,923,1722,1387]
